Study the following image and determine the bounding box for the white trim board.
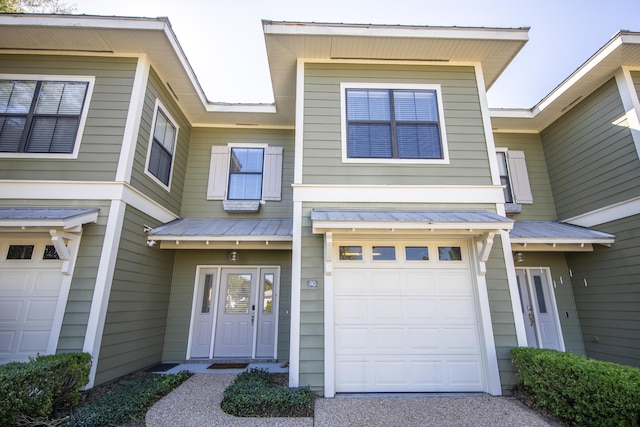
[563,196,640,227]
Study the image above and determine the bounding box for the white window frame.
[206,142,283,202]
[0,74,95,159]
[144,99,179,192]
[340,82,449,164]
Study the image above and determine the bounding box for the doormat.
[207,363,249,370]
[144,363,178,372]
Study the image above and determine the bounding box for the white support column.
[288,200,303,388]
[323,232,335,397]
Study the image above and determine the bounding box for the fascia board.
[312,221,514,234]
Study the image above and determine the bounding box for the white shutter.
[262,146,283,201]
[506,150,533,204]
[206,145,230,200]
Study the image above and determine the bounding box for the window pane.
[153,110,176,153]
[372,246,395,260]
[533,276,547,313]
[347,89,390,121]
[438,246,462,261]
[405,246,429,261]
[348,124,392,158]
[0,81,13,113]
[397,125,441,159]
[43,245,60,260]
[26,117,56,152]
[6,81,36,114]
[148,142,172,185]
[0,116,26,152]
[230,148,264,173]
[7,245,34,260]
[339,246,362,260]
[58,82,87,114]
[394,90,438,122]
[201,274,213,314]
[228,174,262,200]
[263,274,274,314]
[35,82,65,114]
[225,274,251,314]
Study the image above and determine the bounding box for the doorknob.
[528,312,535,327]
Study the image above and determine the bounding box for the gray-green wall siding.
[297,202,518,394]
[0,54,137,181]
[541,78,640,220]
[181,128,294,218]
[129,67,190,215]
[302,63,492,186]
[566,215,640,367]
[162,250,292,363]
[95,205,175,385]
[493,133,557,220]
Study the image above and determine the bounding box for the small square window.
[7,245,34,260]
[405,246,429,261]
[372,246,396,260]
[438,246,462,261]
[339,246,363,260]
[43,245,60,260]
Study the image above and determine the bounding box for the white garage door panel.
[334,243,485,393]
[0,242,63,362]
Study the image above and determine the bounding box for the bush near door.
[511,347,640,426]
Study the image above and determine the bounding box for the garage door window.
[405,246,429,261]
[43,245,60,260]
[438,246,462,261]
[372,246,395,261]
[339,246,362,260]
[6,244,34,260]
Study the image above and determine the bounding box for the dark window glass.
[497,152,514,203]
[0,80,88,154]
[533,275,547,313]
[43,245,60,260]
[372,246,396,260]
[148,109,176,185]
[345,88,443,159]
[7,245,34,260]
[438,246,462,261]
[405,246,429,261]
[228,147,264,200]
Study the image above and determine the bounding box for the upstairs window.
[146,101,178,189]
[228,147,264,200]
[343,84,447,162]
[0,79,90,155]
[496,150,533,206]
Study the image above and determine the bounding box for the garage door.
[333,241,485,393]
[0,238,63,363]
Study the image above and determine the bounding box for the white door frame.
[515,267,565,351]
[186,265,280,360]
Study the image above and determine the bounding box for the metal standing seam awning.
[0,207,100,274]
[147,218,293,249]
[510,221,615,251]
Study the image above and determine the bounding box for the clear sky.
[70,0,640,108]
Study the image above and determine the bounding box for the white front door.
[189,267,279,359]
[0,238,63,363]
[516,268,563,351]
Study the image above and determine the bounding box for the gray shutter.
[206,145,230,200]
[507,150,533,204]
[262,146,283,201]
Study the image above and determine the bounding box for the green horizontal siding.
[541,78,640,219]
[302,63,492,186]
[566,214,640,368]
[95,206,175,385]
[129,67,190,215]
[493,133,557,220]
[181,127,294,218]
[162,250,292,363]
[0,54,137,181]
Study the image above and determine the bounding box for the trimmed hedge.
[221,368,314,417]
[67,371,191,427]
[511,347,640,426]
[0,352,91,427]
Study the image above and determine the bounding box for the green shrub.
[0,352,91,427]
[511,347,640,426]
[66,371,190,427]
[221,368,314,417]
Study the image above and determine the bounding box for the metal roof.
[149,218,293,239]
[510,221,614,243]
[0,207,99,229]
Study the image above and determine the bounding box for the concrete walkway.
[147,368,558,427]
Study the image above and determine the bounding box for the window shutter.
[506,150,533,204]
[262,146,283,201]
[206,145,230,200]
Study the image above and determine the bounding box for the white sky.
[70,0,640,108]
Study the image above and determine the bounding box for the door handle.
[528,312,535,327]
[251,305,255,325]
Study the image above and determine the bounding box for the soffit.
[491,32,640,133]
